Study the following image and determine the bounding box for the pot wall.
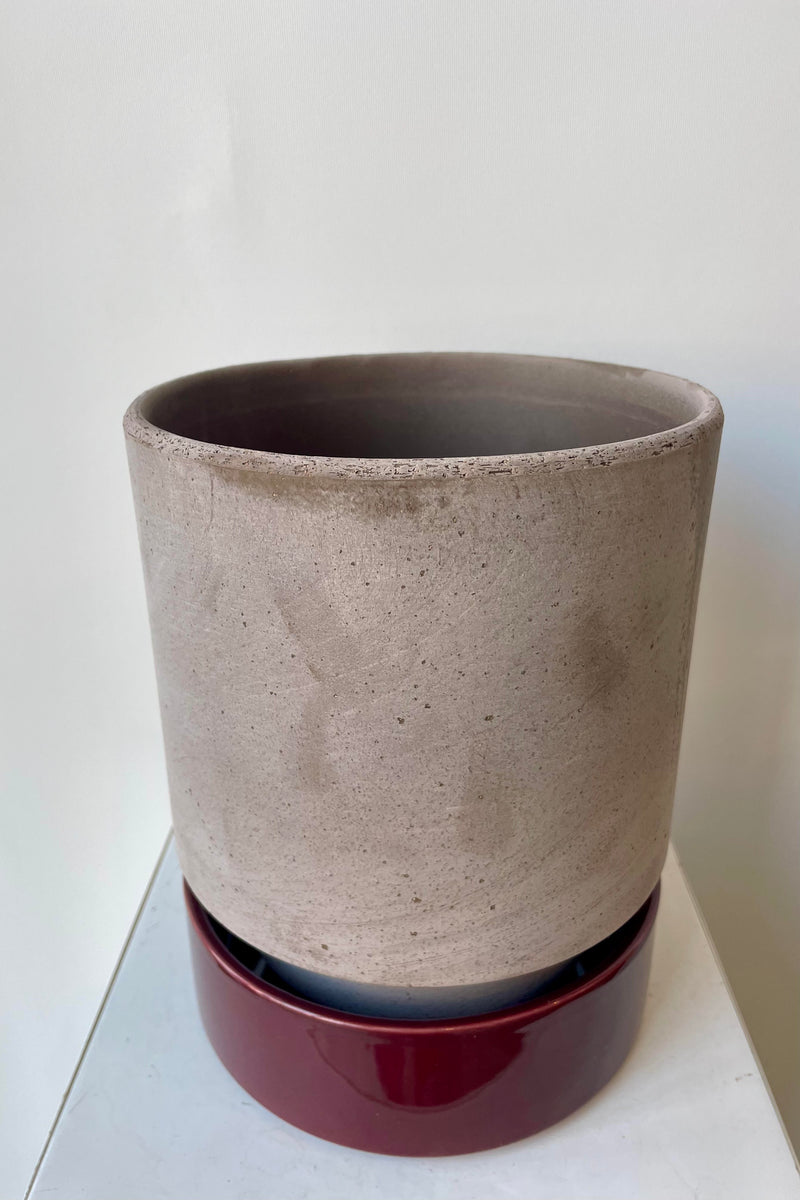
[125,354,721,988]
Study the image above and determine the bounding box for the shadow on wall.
[674,447,800,1151]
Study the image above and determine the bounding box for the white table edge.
[24,829,174,1200]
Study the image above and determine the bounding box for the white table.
[28,840,799,1200]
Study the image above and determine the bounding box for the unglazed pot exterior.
[124,353,722,990]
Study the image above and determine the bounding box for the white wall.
[2,2,798,1193]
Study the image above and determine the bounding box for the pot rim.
[184,877,660,1036]
[123,351,723,481]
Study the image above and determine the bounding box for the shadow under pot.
[124,352,720,1024]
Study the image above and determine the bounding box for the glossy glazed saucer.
[185,881,659,1157]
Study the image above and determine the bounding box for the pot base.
[261,952,571,1019]
[185,881,659,1157]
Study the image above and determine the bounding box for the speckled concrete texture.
[124,353,722,987]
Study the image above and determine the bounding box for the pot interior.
[139,353,706,459]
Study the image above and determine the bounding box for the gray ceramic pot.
[125,353,722,1016]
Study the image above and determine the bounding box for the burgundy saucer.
[185,881,659,1156]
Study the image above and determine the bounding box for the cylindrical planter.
[125,353,721,1008]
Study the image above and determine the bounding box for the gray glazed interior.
[137,352,706,461]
